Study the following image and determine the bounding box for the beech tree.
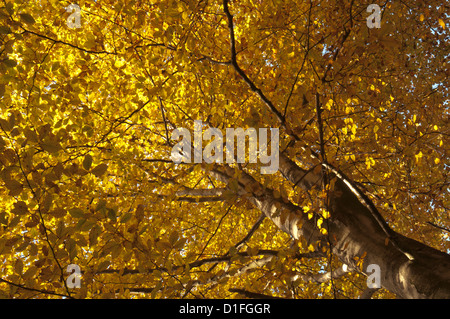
[0,0,449,299]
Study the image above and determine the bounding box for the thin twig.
[426,222,450,233]
[229,288,286,299]
[222,0,285,124]
[0,277,72,299]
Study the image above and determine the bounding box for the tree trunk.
[210,154,450,298]
[278,153,450,298]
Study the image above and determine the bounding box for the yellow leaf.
[366,157,375,169]
[5,180,23,197]
[24,128,39,143]
[434,158,440,164]
[40,140,62,153]
[89,225,102,246]
[97,260,111,272]
[14,259,23,274]
[91,163,108,177]
[169,230,179,246]
[19,13,36,25]
[0,26,11,34]
[22,266,38,279]
[83,154,93,170]
[317,217,323,229]
[438,19,445,29]
[69,208,85,218]
[415,151,423,164]
[246,246,259,257]
[120,212,133,223]
[419,14,424,22]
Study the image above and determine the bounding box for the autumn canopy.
[0,0,449,299]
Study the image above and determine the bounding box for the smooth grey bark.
[278,153,450,298]
[206,153,450,298]
[208,158,450,298]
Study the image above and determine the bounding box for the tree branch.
[222,0,285,124]
[175,187,227,197]
[95,249,283,276]
[426,222,450,233]
[234,213,266,251]
[21,29,116,55]
[359,287,380,299]
[229,288,286,299]
[208,165,320,243]
[290,263,350,284]
[0,277,72,299]
[158,195,228,203]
